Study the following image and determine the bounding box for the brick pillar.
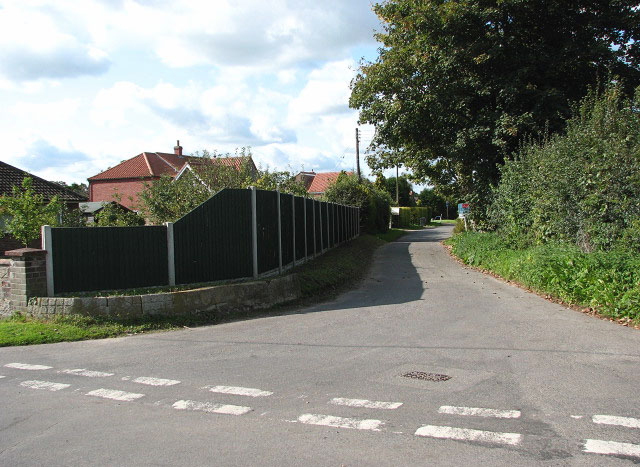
[5,248,48,310]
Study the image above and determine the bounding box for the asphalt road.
[1,225,639,466]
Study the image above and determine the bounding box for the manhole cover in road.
[401,371,451,382]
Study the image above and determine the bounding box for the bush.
[324,173,391,233]
[489,82,640,252]
[397,207,431,227]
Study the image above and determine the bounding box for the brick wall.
[90,178,157,210]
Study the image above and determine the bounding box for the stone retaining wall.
[25,274,301,318]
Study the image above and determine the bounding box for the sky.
[0,0,405,187]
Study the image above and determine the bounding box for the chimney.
[174,140,183,156]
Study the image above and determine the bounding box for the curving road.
[1,225,639,466]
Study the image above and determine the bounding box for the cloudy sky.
[0,0,388,185]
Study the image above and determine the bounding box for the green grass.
[430,219,458,225]
[446,232,640,323]
[0,235,386,346]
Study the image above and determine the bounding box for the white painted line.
[439,405,521,419]
[415,425,522,446]
[5,363,52,371]
[592,415,640,429]
[0,375,5,379]
[298,413,383,431]
[330,398,403,410]
[20,380,70,391]
[172,400,252,416]
[208,385,273,397]
[133,376,181,386]
[584,439,640,458]
[571,415,584,419]
[61,369,114,378]
[86,388,145,402]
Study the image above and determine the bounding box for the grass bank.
[446,232,640,325]
[0,234,386,346]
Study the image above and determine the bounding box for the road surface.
[1,226,639,466]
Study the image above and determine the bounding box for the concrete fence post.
[292,196,296,267]
[165,222,176,286]
[251,186,258,279]
[277,189,282,274]
[41,225,54,296]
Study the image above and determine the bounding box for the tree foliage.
[323,173,392,233]
[350,0,640,211]
[139,149,307,224]
[419,188,457,219]
[0,177,62,246]
[381,175,415,206]
[489,83,640,252]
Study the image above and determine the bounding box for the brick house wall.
[89,178,157,210]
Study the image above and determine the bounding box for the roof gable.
[0,161,87,202]
[308,171,352,194]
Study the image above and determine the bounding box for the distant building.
[294,170,353,198]
[88,141,257,210]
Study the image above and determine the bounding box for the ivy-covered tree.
[0,177,62,246]
[350,0,640,217]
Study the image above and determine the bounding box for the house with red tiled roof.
[295,170,353,198]
[88,141,257,210]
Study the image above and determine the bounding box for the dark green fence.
[174,189,252,284]
[50,226,167,294]
[46,188,359,294]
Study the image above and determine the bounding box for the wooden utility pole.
[355,128,361,181]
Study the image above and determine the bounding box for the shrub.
[324,173,391,233]
[489,82,640,252]
[397,207,431,227]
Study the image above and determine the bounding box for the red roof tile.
[308,172,352,194]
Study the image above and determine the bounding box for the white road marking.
[172,400,252,415]
[584,439,640,458]
[86,388,145,402]
[208,385,273,397]
[61,369,114,378]
[297,413,384,431]
[20,380,70,391]
[330,398,403,410]
[438,405,521,419]
[132,376,181,386]
[0,375,5,379]
[592,415,640,429]
[415,425,522,446]
[571,415,584,419]
[5,363,52,371]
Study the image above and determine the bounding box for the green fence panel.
[174,189,252,284]
[305,198,315,257]
[313,200,321,252]
[280,193,294,267]
[256,189,279,274]
[51,226,168,294]
[294,196,306,260]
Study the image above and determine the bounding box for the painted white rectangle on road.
[133,376,180,386]
[592,415,640,429]
[208,386,273,397]
[20,380,70,392]
[61,369,114,378]
[415,425,522,446]
[439,405,521,419]
[584,439,640,458]
[330,398,402,410]
[0,375,5,379]
[298,413,383,431]
[5,363,52,371]
[172,400,252,416]
[86,388,145,402]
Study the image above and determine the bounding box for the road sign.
[458,203,470,215]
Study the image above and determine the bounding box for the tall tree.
[350,0,640,212]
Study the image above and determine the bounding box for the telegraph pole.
[355,128,362,182]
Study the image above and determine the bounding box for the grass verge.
[446,232,640,326]
[0,235,386,346]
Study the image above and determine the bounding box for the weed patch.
[446,232,640,324]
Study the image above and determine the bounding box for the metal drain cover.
[402,371,451,382]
